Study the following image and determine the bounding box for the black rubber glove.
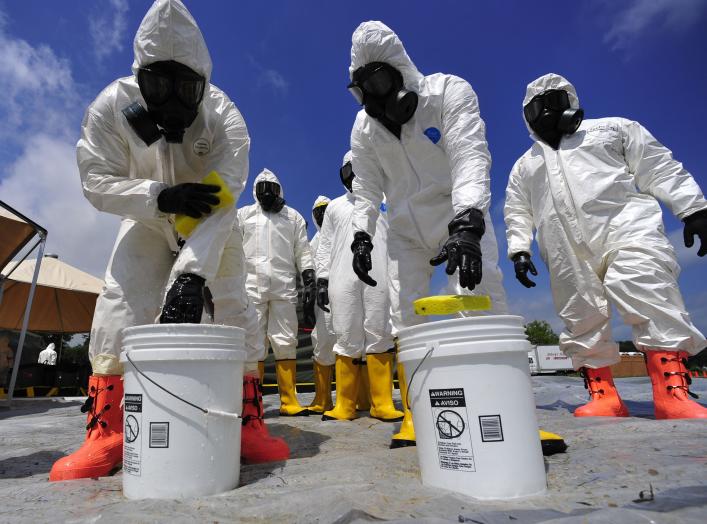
[351,231,377,287]
[430,208,484,291]
[301,270,316,310]
[157,183,220,218]
[512,252,538,288]
[301,269,317,327]
[159,273,206,323]
[683,209,707,257]
[316,278,330,312]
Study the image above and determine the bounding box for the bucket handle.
[124,351,241,420]
[405,342,437,411]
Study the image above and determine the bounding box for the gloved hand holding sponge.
[157,171,235,238]
[157,171,235,325]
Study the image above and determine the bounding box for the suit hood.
[312,195,330,232]
[349,21,424,93]
[131,0,212,82]
[253,168,284,200]
[523,73,580,137]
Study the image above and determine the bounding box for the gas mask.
[122,60,205,145]
[256,180,286,213]
[523,89,584,150]
[313,204,328,228]
[339,161,355,193]
[348,62,418,128]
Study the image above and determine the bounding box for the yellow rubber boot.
[368,352,404,421]
[258,361,265,383]
[390,358,416,448]
[275,359,309,416]
[356,360,371,411]
[307,362,333,414]
[322,355,360,421]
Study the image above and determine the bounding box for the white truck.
[527,345,573,375]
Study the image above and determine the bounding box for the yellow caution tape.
[174,171,235,238]
[413,295,492,316]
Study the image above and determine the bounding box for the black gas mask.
[348,62,418,135]
[339,161,355,193]
[122,60,205,145]
[313,204,328,228]
[256,180,285,213]
[523,89,584,150]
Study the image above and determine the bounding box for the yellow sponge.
[539,429,568,455]
[174,171,235,238]
[413,295,492,316]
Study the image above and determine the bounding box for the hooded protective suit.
[237,169,314,360]
[349,21,507,331]
[77,0,249,375]
[211,223,265,371]
[316,166,393,359]
[504,73,707,369]
[310,195,336,367]
[38,343,57,366]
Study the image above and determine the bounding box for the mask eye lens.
[524,97,544,123]
[340,162,354,182]
[348,86,364,105]
[313,205,327,225]
[361,68,394,98]
[138,69,172,105]
[544,90,570,111]
[257,181,280,197]
[175,77,205,107]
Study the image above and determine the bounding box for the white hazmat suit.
[211,223,265,373]
[310,195,336,367]
[237,169,315,361]
[349,21,508,332]
[78,0,249,375]
[316,187,394,359]
[504,73,707,369]
[38,343,57,366]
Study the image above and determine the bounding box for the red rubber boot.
[49,374,123,481]
[574,367,629,417]
[240,375,290,464]
[645,350,707,419]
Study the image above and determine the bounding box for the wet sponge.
[174,171,235,238]
[413,295,492,316]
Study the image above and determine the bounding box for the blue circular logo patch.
[424,127,441,144]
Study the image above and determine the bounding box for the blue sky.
[0,0,706,339]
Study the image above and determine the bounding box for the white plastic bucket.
[119,324,246,499]
[398,315,546,500]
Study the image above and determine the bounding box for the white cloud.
[1,135,119,277]
[0,9,118,278]
[603,0,705,51]
[0,15,77,144]
[89,0,129,63]
[247,54,289,95]
[259,69,289,95]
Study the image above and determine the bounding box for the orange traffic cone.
[574,366,629,417]
[645,350,707,419]
[49,374,124,481]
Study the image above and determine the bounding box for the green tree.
[524,320,560,346]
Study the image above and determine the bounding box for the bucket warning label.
[123,393,142,476]
[429,388,475,472]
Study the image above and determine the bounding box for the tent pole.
[7,234,47,405]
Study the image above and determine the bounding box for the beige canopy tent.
[0,206,37,272]
[0,255,103,333]
[1,201,47,404]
